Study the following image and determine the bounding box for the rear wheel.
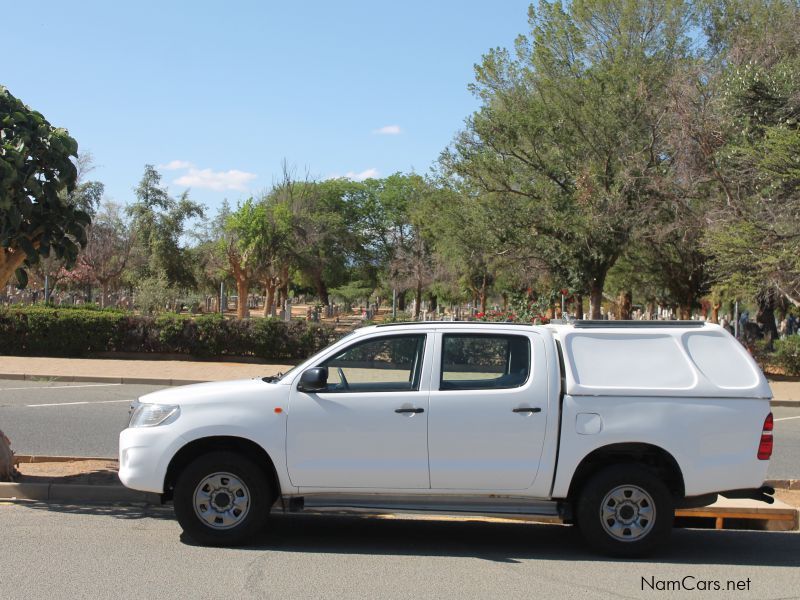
[173,451,271,546]
[576,464,673,557]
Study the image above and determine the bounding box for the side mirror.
[297,367,328,392]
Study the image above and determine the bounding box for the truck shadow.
[14,502,800,566]
[220,514,800,567]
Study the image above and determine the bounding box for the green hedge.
[0,307,337,360]
[774,335,800,376]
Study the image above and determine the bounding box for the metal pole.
[44,275,49,304]
[734,300,739,338]
[220,282,224,315]
[561,293,565,318]
[392,288,397,319]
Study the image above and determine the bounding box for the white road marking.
[26,399,133,408]
[0,383,122,391]
[774,415,800,422]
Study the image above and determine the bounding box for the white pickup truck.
[119,320,775,556]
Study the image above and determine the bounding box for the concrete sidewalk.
[0,356,293,386]
[0,355,799,405]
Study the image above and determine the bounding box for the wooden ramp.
[675,497,798,531]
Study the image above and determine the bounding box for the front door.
[287,333,432,489]
[427,331,549,490]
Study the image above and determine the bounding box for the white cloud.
[174,168,257,192]
[158,159,195,170]
[339,168,379,181]
[372,125,402,135]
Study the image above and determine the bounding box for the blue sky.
[4,0,532,214]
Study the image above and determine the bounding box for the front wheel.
[576,464,673,557]
[173,451,271,546]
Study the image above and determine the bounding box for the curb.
[0,481,160,504]
[0,373,205,386]
[14,455,117,464]
[771,400,800,407]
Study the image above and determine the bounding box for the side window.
[322,334,426,393]
[441,334,530,390]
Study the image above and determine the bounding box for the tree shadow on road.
[13,500,174,521]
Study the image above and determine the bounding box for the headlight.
[128,403,180,428]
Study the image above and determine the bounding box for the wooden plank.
[675,509,796,521]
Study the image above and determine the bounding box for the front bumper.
[119,427,187,494]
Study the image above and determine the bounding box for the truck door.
[287,332,432,489]
[427,331,549,490]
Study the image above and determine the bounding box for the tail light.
[757,413,773,460]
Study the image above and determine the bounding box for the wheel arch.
[566,442,685,502]
[163,436,281,503]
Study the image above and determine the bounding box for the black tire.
[576,464,673,558]
[173,451,272,546]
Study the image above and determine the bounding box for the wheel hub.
[193,472,251,530]
[600,485,656,542]
[210,490,233,511]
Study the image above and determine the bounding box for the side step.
[279,494,565,524]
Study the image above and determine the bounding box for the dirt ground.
[10,459,800,510]
[16,459,119,485]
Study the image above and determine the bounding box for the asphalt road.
[0,503,798,600]
[0,378,799,479]
[0,379,164,457]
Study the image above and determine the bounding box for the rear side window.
[441,334,530,390]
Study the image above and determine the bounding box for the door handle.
[512,407,542,413]
[395,407,424,414]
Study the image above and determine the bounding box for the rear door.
[427,330,549,490]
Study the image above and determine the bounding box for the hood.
[138,377,274,406]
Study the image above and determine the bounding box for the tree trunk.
[616,290,632,320]
[0,249,27,290]
[397,291,406,311]
[574,294,584,320]
[756,288,779,351]
[100,281,109,309]
[263,283,277,317]
[479,274,488,314]
[312,271,329,305]
[236,277,250,319]
[589,280,604,319]
[0,429,18,482]
[414,283,423,320]
[711,301,721,324]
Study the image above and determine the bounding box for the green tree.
[0,85,90,288]
[78,202,135,307]
[127,165,204,289]
[286,177,368,305]
[224,198,265,319]
[443,0,693,318]
[697,0,800,345]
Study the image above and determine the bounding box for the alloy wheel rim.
[599,484,656,542]
[193,472,251,530]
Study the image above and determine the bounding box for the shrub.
[774,336,800,376]
[0,307,337,360]
[134,273,177,314]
